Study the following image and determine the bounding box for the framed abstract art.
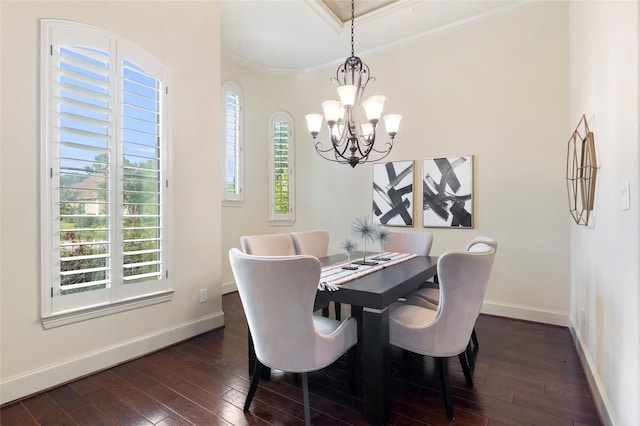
[423,156,473,228]
[372,160,414,226]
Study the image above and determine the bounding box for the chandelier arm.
[314,143,363,166]
[369,139,394,154]
[314,134,353,164]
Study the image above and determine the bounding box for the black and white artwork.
[372,160,413,226]
[423,156,473,228]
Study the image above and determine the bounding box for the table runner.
[319,252,417,291]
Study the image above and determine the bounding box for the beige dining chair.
[229,248,358,426]
[291,230,330,259]
[389,243,496,420]
[384,230,434,256]
[383,230,434,300]
[406,236,498,353]
[291,230,341,319]
[240,233,294,256]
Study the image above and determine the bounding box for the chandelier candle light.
[305,0,401,168]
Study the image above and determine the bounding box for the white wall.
[0,0,222,404]
[569,2,640,424]
[222,1,572,325]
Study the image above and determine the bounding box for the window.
[269,111,295,224]
[41,20,172,327]
[221,81,244,205]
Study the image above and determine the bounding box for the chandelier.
[305,0,401,168]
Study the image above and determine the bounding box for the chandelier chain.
[350,0,355,57]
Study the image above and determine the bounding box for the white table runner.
[319,252,417,291]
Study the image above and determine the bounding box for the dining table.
[245,251,439,426]
[314,252,438,426]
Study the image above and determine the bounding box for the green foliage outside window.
[59,156,161,294]
[274,121,289,214]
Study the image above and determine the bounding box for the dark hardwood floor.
[1,292,601,425]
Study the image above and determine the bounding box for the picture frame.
[372,160,414,227]
[423,156,473,228]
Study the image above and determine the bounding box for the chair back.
[291,230,330,258]
[240,233,293,255]
[433,244,495,354]
[228,248,355,372]
[465,236,498,252]
[384,231,433,256]
[390,244,495,357]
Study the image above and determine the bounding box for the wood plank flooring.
[1,292,601,425]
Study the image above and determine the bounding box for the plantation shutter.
[273,120,290,214]
[268,111,295,224]
[121,58,163,285]
[223,86,242,198]
[44,21,171,318]
[52,31,114,307]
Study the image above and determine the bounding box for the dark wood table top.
[316,253,438,310]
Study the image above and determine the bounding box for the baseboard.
[569,320,614,426]
[481,300,569,326]
[0,311,225,406]
[222,280,237,295]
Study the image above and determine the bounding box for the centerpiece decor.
[351,216,378,265]
[371,226,391,261]
[340,238,359,270]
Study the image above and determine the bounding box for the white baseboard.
[569,320,614,426]
[481,300,569,326]
[222,280,237,295]
[0,311,225,405]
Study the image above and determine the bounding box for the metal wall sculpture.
[567,114,598,226]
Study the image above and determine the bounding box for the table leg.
[362,306,390,426]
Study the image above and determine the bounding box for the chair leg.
[244,360,263,411]
[334,302,341,320]
[437,357,454,420]
[466,341,475,370]
[458,352,474,387]
[471,327,479,348]
[301,372,311,426]
[322,306,329,317]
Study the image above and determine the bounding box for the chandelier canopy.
[305,0,401,168]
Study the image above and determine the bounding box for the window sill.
[268,218,295,226]
[41,290,174,329]
[222,199,244,207]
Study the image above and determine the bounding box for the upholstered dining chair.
[291,230,340,319]
[389,243,496,420]
[383,230,434,300]
[406,236,498,350]
[291,230,330,259]
[239,233,296,377]
[228,248,358,426]
[240,233,294,256]
[384,230,434,257]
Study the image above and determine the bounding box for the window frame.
[221,81,244,206]
[268,111,295,225]
[40,19,173,328]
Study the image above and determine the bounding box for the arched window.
[41,20,172,326]
[269,111,295,224]
[221,81,244,205]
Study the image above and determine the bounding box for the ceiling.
[220,0,528,72]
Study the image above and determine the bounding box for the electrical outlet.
[199,289,208,303]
